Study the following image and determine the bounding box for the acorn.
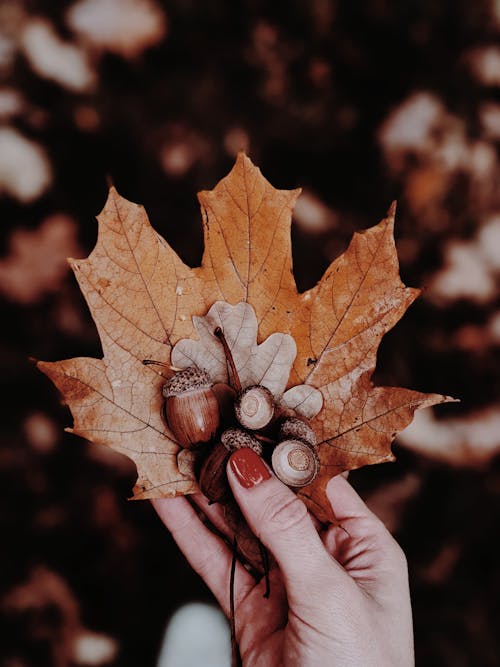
[162,366,220,448]
[199,442,231,504]
[213,326,275,431]
[278,417,317,447]
[211,382,237,423]
[199,429,262,503]
[271,439,319,488]
[221,427,263,455]
[235,385,275,431]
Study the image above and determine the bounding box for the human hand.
[153,448,414,667]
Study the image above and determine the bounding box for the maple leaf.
[38,153,454,520]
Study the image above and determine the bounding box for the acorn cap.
[235,385,274,430]
[162,366,212,398]
[271,439,319,488]
[221,428,263,455]
[278,417,317,447]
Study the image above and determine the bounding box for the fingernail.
[229,448,272,489]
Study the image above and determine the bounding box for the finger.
[325,474,390,536]
[152,496,256,614]
[193,491,322,551]
[324,475,412,633]
[226,449,349,599]
[322,475,407,584]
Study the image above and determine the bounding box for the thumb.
[226,448,346,596]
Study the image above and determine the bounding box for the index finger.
[152,496,256,615]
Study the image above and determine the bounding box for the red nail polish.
[229,448,271,489]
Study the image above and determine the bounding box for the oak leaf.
[38,153,454,521]
[171,301,323,418]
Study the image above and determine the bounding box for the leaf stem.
[214,327,242,392]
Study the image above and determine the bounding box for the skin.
[153,460,414,667]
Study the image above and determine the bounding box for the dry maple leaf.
[38,152,454,522]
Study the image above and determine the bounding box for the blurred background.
[1,0,499,665]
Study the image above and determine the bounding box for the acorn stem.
[214,327,242,392]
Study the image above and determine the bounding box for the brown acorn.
[220,428,263,455]
[162,366,220,448]
[199,442,231,504]
[199,429,262,503]
[211,382,237,423]
[278,417,317,447]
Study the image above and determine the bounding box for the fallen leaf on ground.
[38,153,454,521]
